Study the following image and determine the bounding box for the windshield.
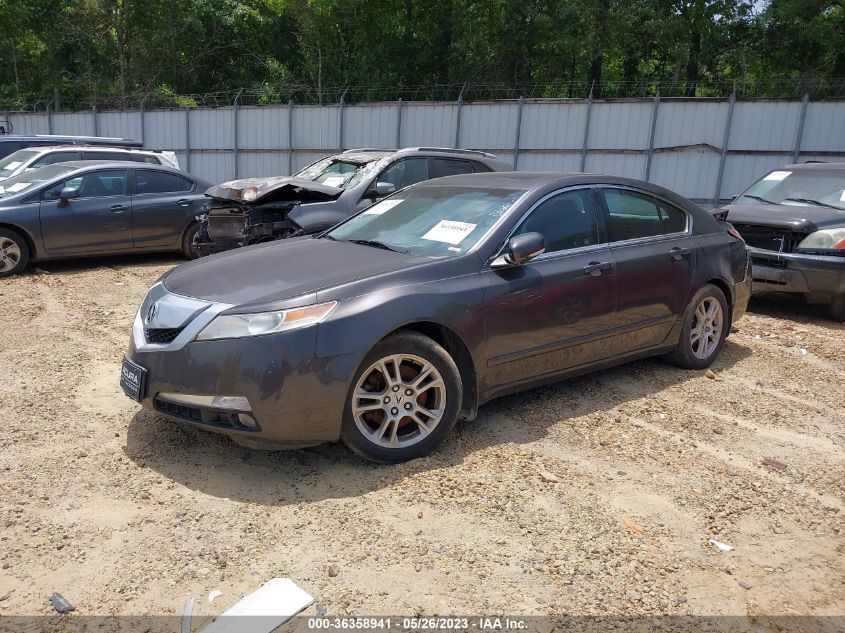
[0,164,76,197]
[294,156,386,190]
[326,185,524,257]
[0,149,39,178]
[736,169,845,210]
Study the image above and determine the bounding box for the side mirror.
[491,232,546,268]
[368,181,396,198]
[58,187,80,207]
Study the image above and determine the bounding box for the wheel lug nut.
[391,407,398,415]
[405,389,412,396]
[404,403,412,410]
[383,397,390,404]
[392,385,400,392]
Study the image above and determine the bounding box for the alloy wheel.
[351,353,446,449]
[0,237,21,273]
[690,296,723,359]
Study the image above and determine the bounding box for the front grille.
[732,224,808,253]
[154,398,202,422]
[144,327,184,344]
[208,213,248,239]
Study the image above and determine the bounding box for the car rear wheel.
[665,284,729,370]
[181,222,199,259]
[0,228,29,277]
[830,294,845,322]
[340,331,462,463]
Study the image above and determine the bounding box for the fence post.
[580,85,594,172]
[233,92,241,179]
[338,94,345,151]
[92,105,99,136]
[792,93,810,164]
[713,91,736,205]
[644,93,660,182]
[139,97,146,146]
[454,92,464,149]
[396,98,403,149]
[184,106,191,173]
[512,96,524,169]
[287,100,294,175]
[47,102,53,134]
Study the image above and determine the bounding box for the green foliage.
[0,0,842,109]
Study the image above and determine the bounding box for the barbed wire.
[3,77,844,112]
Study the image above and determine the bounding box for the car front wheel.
[340,331,462,463]
[0,228,29,277]
[665,283,729,370]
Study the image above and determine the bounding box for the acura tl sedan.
[0,161,209,276]
[122,172,751,463]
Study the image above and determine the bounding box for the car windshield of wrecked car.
[325,186,524,257]
[0,164,76,197]
[736,169,845,210]
[0,149,40,178]
[294,158,382,190]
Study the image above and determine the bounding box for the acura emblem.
[145,303,158,324]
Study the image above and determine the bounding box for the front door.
[482,188,617,388]
[39,169,132,254]
[599,187,695,354]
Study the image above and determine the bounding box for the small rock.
[417,511,423,519]
[327,564,340,577]
[755,379,765,387]
[772,526,786,534]
[315,604,327,617]
[762,457,787,471]
[705,369,719,380]
[539,470,560,483]
[713,428,723,435]
[414,564,422,572]
[617,470,627,476]
[49,593,75,614]
[727,471,738,477]
[738,581,751,590]
[0,591,11,602]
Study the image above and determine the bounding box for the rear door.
[39,169,133,254]
[482,187,617,387]
[430,158,476,178]
[598,186,695,354]
[131,169,197,248]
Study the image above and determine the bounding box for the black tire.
[831,294,845,322]
[181,222,199,259]
[664,284,729,370]
[0,228,30,277]
[340,331,463,463]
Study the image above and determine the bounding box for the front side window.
[43,170,127,200]
[135,170,192,194]
[378,158,430,189]
[326,185,523,257]
[514,189,600,253]
[602,189,686,241]
[735,169,845,210]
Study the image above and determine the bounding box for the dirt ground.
[1,255,843,621]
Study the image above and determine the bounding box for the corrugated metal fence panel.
[51,112,96,136]
[520,101,587,149]
[144,110,186,150]
[400,103,457,147]
[98,110,142,142]
[650,149,721,201]
[293,106,340,150]
[238,151,289,179]
[7,112,49,134]
[191,152,235,185]
[586,153,648,180]
[729,101,802,151]
[801,102,845,153]
[655,100,728,149]
[461,103,518,150]
[588,102,652,149]
[190,108,233,150]
[721,154,791,199]
[344,104,398,149]
[239,106,289,150]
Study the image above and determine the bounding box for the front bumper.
[748,247,845,296]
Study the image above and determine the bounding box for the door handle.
[109,204,128,213]
[583,261,613,276]
[177,199,191,207]
[670,246,691,261]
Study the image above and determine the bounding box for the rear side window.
[431,158,474,178]
[82,151,127,161]
[379,158,430,190]
[472,161,493,173]
[135,169,192,194]
[32,151,81,168]
[602,189,686,241]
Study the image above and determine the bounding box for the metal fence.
[3,95,844,204]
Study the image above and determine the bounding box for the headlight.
[196,301,337,341]
[797,228,845,252]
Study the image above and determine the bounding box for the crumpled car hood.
[725,203,845,231]
[205,177,342,204]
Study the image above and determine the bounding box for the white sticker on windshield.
[322,176,346,187]
[421,220,477,245]
[6,182,31,192]
[363,199,403,215]
[840,190,845,202]
[764,171,791,181]
[5,161,22,170]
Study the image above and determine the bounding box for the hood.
[205,177,342,204]
[725,203,845,231]
[163,237,433,308]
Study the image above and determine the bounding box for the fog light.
[237,413,258,428]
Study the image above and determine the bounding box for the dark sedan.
[0,161,210,276]
[121,172,750,463]
[720,162,845,320]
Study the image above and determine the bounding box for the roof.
[48,160,185,173]
[14,144,163,154]
[774,162,845,171]
[415,171,599,190]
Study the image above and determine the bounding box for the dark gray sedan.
[121,172,751,463]
[0,161,210,276]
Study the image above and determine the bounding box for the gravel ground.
[1,255,843,620]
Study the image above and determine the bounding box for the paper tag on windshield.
[5,161,22,170]
[422,220,477,245]
[840,190,845,202]
[322,176,345,187]
[363,199,403,215]
[764,171,791,181]
[6,182,30,192]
